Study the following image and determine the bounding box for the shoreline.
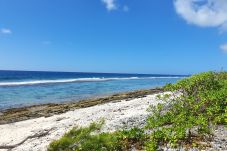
[0,88,163,124]
[0,90,165,151]
[0,86,225,151]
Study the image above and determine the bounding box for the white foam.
[0,76,184,86]
[146,76,184,79]
[0,77,136,86]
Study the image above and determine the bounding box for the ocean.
[0,70,186,110]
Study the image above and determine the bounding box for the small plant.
[116,127,146,150]
[48,120,106,151]
[48,121,146,151]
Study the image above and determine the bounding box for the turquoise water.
[0,71,186,110]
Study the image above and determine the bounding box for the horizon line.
[0,69,190,76]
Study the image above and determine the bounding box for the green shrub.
[145,71,227,150]
[48,120,106,151]
[48,121,146,151]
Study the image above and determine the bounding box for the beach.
[0,90,165,151]
[0,88,226,151]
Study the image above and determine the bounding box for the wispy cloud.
[220,43,227,53]
[0,28,12,34]
[101,0,117,11]
[101,0,129,12]
[174,0,227,31]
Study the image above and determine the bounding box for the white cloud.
[0,28,12,34]
[174,0,227,30]
[101,0,129,12]
[220,43,227,53]
[101,0,117,11]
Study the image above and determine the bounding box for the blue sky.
[0,0,226,75]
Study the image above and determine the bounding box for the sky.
[0,0,226,75]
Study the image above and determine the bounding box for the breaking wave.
[0,76,184,86]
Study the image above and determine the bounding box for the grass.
[48,120,146,151]
[48,71,227,151]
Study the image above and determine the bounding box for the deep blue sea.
[0,70,186,110]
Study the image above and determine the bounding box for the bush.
[48,121,146,151]
[145,71,227,150]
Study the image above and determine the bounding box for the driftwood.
[0,128,53,150]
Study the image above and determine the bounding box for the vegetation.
[48,120,146,151]
[145,71,227,150]
[48,72,227,151]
